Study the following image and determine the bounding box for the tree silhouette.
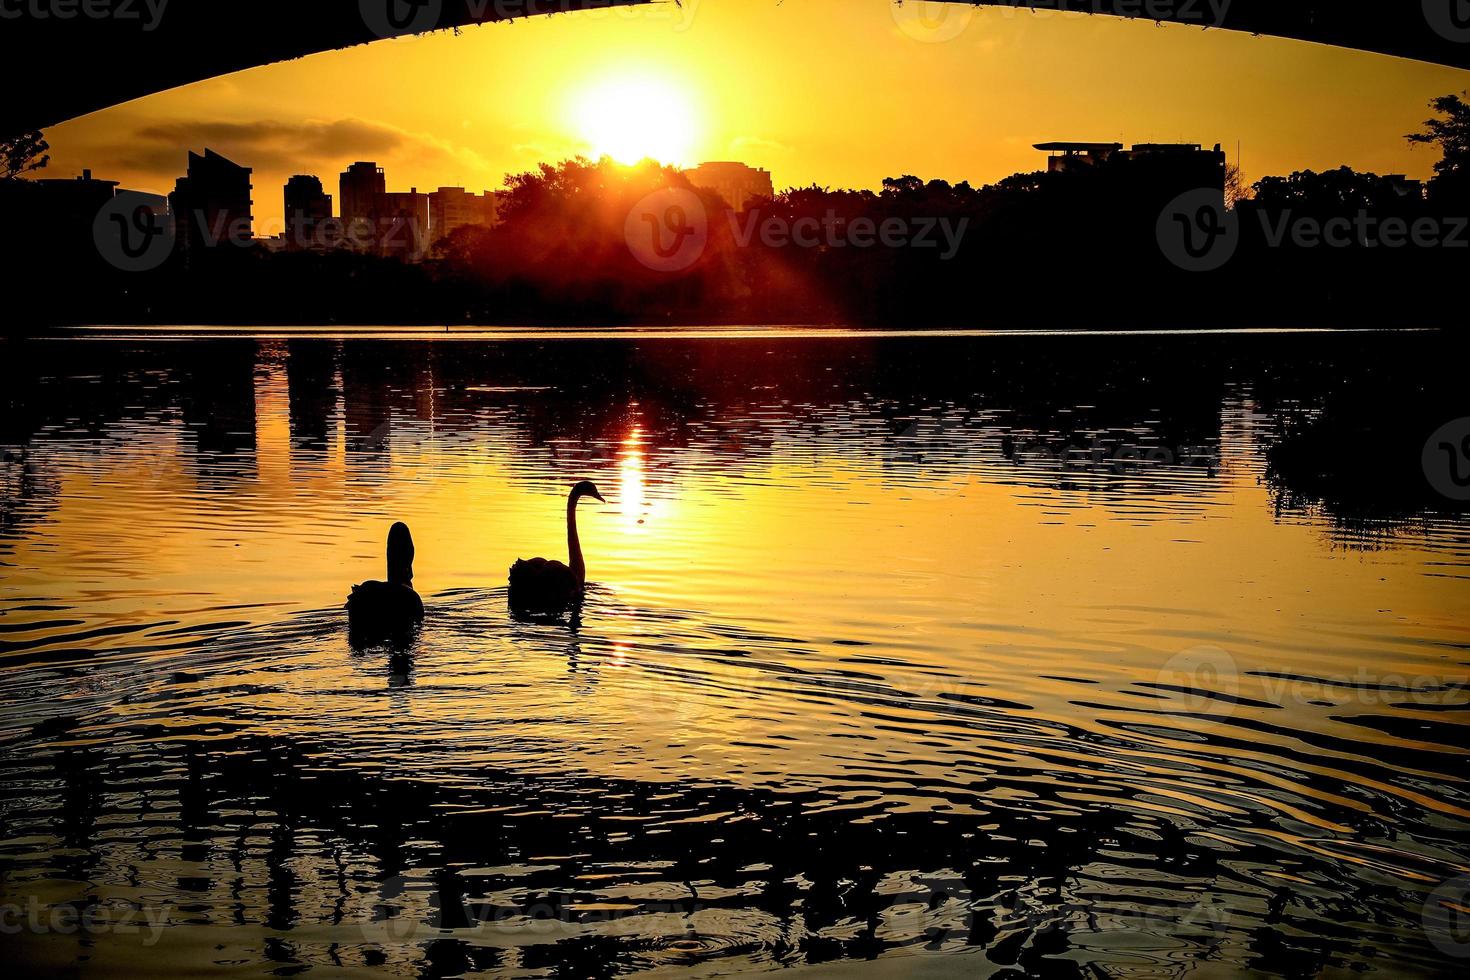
[1,130,48,180]
[1251,166,1419,210]
[1406,93,1470,204]
[1224,163,1251,207]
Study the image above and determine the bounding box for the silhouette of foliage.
[1,129,48,180]
[1224,163,1251,207]
[431,156,745,323]
[1406,93,1470,204]
[1251,167,1422,210]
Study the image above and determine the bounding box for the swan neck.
[567,492,585,585]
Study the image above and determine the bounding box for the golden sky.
[43,0,1470,231]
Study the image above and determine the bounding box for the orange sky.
[41,0,1470,231]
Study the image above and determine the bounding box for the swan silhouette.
[346,521,425,637]
[509,480,605,615]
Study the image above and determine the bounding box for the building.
[375,188,430,262]
[1033,141,1228,223]
[30,168,120,219]
[428,186,501,246]
[1034,141,1227,198]
[1126,143,1229,198]
[339,163,434,258]
[170,149,252,251]
[339,161,386,242]
[0,169,120,263]
[283,174,333,248]
[684,161,774,212]
[1034,142,1126,174]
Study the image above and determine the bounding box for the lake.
[2,329,1468,977]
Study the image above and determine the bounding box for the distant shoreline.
[30,325,1444,342]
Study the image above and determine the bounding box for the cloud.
[510,140,587,165]
[117,118,410,175]
[52,114,504,229]
[65,115,493,200]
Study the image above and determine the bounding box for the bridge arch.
[3,0,1468,136]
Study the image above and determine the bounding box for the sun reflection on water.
[620,422,647,529]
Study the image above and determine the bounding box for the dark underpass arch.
[3,0,1468,136]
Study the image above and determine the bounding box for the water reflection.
[0,332,1468,977]
[286,339,336,453]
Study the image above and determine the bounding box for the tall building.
[375,188,430,262]
[427,186,501,246]
[283,174,332,248]
[169,149,252,251]
[1034,142,1227,197]
[684,162,774,212]
[339,161,386,240]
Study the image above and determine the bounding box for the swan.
[346,521,425,637]
[509,480,605,615]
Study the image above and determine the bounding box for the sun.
[570,73,698,166]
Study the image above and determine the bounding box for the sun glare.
[570,74,698,166]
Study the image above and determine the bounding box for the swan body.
[347,521,424,638]
[347,580,424,632]
[509,480,604,615]
[507,556,579,613]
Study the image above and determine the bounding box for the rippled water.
[2,331,1468,977]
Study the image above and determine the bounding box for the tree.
[880,175,924,196]
[1406,93,1470,204]
[1,130,49,180]
[994,171,1048,194]
[1224,163,1252,208]
[1250,167,1416,211]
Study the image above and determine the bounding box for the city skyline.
[57,146,782,253]
[38,3,1468,231]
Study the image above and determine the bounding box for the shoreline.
[25,325,1445,342]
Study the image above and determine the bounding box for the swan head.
[387,521,415,586]
[571,480,605,504]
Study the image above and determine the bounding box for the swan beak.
[591,490,606,503]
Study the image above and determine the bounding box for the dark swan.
[509,480,605,615]
[346,521,425,638]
